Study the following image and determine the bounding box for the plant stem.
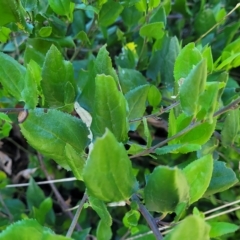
[37,153,81,231]
[66,193,88,238]
[130,97,240,159]
[132,194,163,240]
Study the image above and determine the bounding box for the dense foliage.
[0,0,240,239]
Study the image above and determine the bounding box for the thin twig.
[195,3,240,43]
[130,97,240,159]
[37,153,81,231]
[129,101,179,123]
[132,194,163,240]
[66,193,88,238]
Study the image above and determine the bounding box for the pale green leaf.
[83,129,138,202]
[140,22,165,39]
[147,85,162,107]
[209,222,239,238]
[164,215,210,240]
[97,219,112,240]
[183,155,213,204]
[88,196,112,226]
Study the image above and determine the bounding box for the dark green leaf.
[205,160,238,196]
[83,129,138,202]
[0,52,26,100]
[20,109,89,174]
[144,166,189,213]
[125,84,149,131]
[26,178,45,209]
[98,0,124,27]
[91,74,129,142]
[221,109,239,147]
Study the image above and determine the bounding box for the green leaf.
[208,222,239,238]
[42,45,77,112]
[164,215,210,240]
[83,129,138,202]
[179,59,207,116]
[26,178,45,209]
[143,118,152,148]
[125,84,149,131]
[194,9,216,36]
[221,109,239,147]
[98,0,124,27]
[91,74,129,142]
[21,60,40,109]
[96,219,112,240]
[118,68,147,94]
[95,45,119,84]
[155,144,201,155]
[74,31,90,45]
[20,109,89,172]
[0,113,12,139]
[135,0,147,12]
[21,0,38,12]
[174,43,202,82]
[140,22,165,40]
[88,195,112,226]
[183,155,213,204]
[0,0,27,27]
[149,0,161,9]
[147,85,161,108]
[144,166,189,213]
[0,171,7,189]
[0,26,11,43]
[0,52,26,100]
[34,197,53,225]
[0,219,72,240]
[123,209,140,228]
[205,160,238,196]
[49,0,70,16]
[202,46,213,73]
[39,26,52,37]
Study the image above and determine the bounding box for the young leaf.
[83,129,138,202]
[0,219,72,240]
[42,45,77,112]
[174,43,202,82]
[98,0,124,27]
[144,166,189,213]
[208,222,239,238]
[179,59,207,116]
[20,109,89,172]
[139,22,165,40]
[0,52,26,101]
[147,85,162,108]
[205,160,238,196]
[95,45,119,84]
[96,219,112,240]
[125,84,149,131]
[221,109,239,147]
[21,60,40,109]
[91,74,129,142]
[88,195,112,226]
[183,154,213,204]
[164,215,210,240]
[123,209,140,228]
